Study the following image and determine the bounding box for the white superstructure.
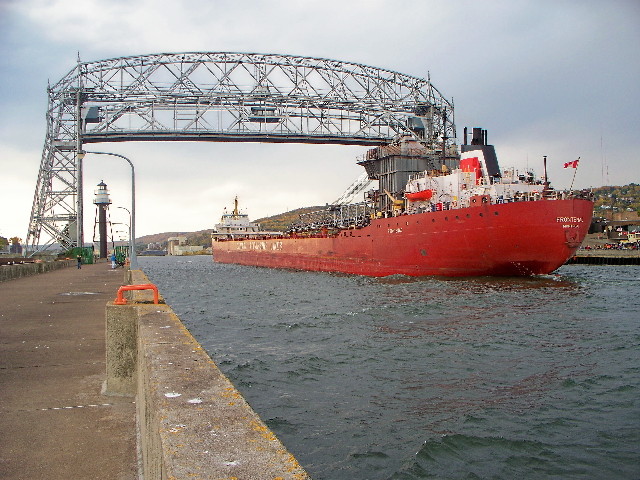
[212,197,281,240]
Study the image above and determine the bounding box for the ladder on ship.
[334,172,376,205]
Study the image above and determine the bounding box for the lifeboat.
[406,189,433,201]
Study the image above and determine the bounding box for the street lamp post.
[77,151,139,269]
[112,221,131,248]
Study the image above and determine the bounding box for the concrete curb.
[0,259,74,282]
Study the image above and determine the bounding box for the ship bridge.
[27,52,456,254]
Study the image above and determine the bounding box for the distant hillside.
[254,205,324,231]
[592,184,640,216]
[137,229,213,248]
[137,232,188,245]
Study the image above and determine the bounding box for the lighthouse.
[93,180,112,259]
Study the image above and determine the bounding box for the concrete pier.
[0,261,310,479]
[114,270,310,479]
[566,249,640,265]
[0,262,136,479]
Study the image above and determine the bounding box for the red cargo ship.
[212,129,593,277]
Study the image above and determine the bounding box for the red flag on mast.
[564,159,580,169]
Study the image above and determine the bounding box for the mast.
[233,196,239,217]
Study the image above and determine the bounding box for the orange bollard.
[114,283,159,305]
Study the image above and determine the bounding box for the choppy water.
[141,256,640,479]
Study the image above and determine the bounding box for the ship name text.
[556,217,584,223]
[237,241,283,251]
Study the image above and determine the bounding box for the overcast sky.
[1,0,638,240]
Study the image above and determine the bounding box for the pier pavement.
[0,262,137,479]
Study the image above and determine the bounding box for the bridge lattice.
[27,52,456,254]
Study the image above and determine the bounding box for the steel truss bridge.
[26,52,456,254]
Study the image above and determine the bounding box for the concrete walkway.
[0,262,137,479]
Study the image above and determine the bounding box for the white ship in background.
[212,196,282,240]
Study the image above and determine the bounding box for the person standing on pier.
[77,254,82,269]
[110,252,117,269]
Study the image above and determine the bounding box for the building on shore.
[167,236,207,255]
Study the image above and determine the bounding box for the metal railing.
[288,203,374,233]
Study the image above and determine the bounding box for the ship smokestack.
[471,127,485,145]
[462,128,500,178]
[543,155,550,192]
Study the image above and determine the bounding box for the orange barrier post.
[114,283,159,305]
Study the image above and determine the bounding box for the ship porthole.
[421,249,427,256]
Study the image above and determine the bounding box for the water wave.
[142,257,640,480]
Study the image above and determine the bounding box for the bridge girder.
[26,52,456,254]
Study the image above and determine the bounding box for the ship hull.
[212,198,593,277]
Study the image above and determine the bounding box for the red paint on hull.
[212,198,593,277]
